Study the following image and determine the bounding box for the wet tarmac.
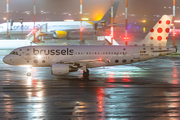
[0,46,180,120]
[1,29,180,120]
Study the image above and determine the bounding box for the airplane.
[0,40,36,50]
[0,1,120,39]
[3,15,177,79]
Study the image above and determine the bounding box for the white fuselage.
[3,45,176,68]
[0,21,94,34]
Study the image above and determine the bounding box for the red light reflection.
[172,67,178,87]
[108,72,115,87]
[123,78,130,82]
[96,89,104,113]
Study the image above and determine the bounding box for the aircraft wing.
[60,58,105,64]
[152,50,174,52]
[49,28,92,33]
[106,23,125,27]
[58,58,110,67]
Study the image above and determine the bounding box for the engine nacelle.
[53,31,67,38]
[51,64,69,75]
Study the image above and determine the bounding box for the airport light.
[110,0,113,45]
[125,0,128,45]
[82,18,89,21]
[6,0,9,37]
[123,36,130,40]
[32,29,37,33]
[173,0,175,46]
[34,0,36,43]
[64,19,74,22]
[80,0,83,42]
[142,20,146,23]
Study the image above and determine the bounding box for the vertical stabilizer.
[138,15,173,46]
[100,1,119,24]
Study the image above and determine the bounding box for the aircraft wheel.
[83,69,89,79]
[27,72,31,76]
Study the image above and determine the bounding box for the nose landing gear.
[27,72,31,76]
[27,67,32,76]
[83,69,89,80]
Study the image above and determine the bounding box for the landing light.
[37,55,42,59]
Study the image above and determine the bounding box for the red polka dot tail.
[138,15,173,47]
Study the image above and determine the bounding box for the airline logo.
[33,48,74,55]
[12,24,42,31]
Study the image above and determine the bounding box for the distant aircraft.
[3,15,177,79]
[0,40,36,49]
[0,1,120,39]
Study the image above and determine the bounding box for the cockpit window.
[10,51,18,55]
[10,51,15,55]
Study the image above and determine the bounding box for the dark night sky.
[0,0,179,22]
[0,0,176,13]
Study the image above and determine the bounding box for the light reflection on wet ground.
[0,50,180,120]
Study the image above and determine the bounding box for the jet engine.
[51,63,78,75]
[53,31,67,38]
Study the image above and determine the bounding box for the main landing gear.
[83,69,89,80]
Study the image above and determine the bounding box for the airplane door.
[25,48,31,61]
[133,47,140,59]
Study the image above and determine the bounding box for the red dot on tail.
[150,29,154,32]
[157,28,163,33]
[159,20,162,24]
[165,28,170,33]
[166,37,168,40]
[150,37,153,40]
[157,36,162,41]
[166,20,170,25]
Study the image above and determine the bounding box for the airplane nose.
[3,56,7,64]
[3,56,8,64]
